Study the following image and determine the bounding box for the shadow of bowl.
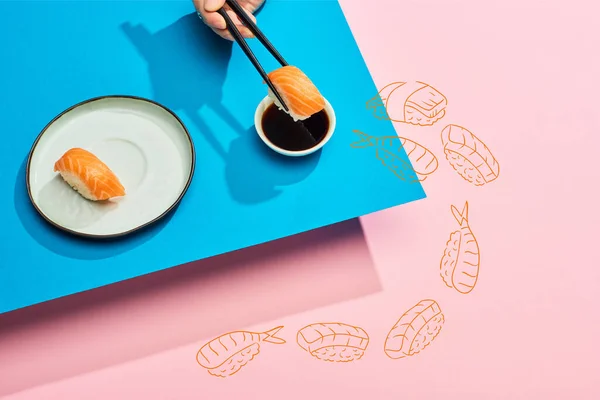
[225,125,322,204]
[14,156,172,260]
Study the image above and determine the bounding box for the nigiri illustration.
[440,201,481,294]
[384,299,445,359]
[366,81,447,126]
[351,130,438,182]
[196,326,286,378]
[266,65,326,121]
[53,148,125,201]
[297,323,370,363]
[441,124,500,186]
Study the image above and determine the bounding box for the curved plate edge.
[25,94,197,240]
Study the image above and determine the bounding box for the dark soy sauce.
[261,104,330,152]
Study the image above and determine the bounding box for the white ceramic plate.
[26,96,195,238]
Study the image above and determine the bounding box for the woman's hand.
[193,0,266,41]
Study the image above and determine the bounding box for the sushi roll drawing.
[441,124,500,186]
[296,323,370,363]
[196,326,286,378]
[366,81,448,126]
[384,299,445,359]
[351,130,439,182]
[53,148,125,201]
[440,201,481,294]
[266,65,326,121]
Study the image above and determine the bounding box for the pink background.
[2,0,599,398]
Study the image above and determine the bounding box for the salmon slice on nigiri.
[266,65,326,121]
[53,148,126,201]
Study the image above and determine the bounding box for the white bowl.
[254,96,336,157]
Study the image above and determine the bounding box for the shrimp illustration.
[441,124,500,186]
[351,130,439,182]
[366,81,448,126]
[440,202,481,294]
[384,299,445,359]
[196,326,286,378]
[297,323,370,363]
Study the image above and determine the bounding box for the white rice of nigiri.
[267,88,308,122]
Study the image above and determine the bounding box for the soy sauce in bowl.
[261,104,330,152]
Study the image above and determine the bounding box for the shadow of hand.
[121,12,321,205]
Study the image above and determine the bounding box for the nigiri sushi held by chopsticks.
[217,0,328,122]
[266,65,326,122]
[54,148,125,201]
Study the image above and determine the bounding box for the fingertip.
[212,27,235,41]
[204,0,225,12]
[246,10,257,23]
[238,7,257,25]
[226,9,242,25]
[241,27,255,39]
[204,12,227,30]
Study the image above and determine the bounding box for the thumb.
[204,0,226,12]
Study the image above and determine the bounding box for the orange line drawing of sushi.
[196,326,286,378]
[440,201,481,294]
[351,130,438,183]
[366,81,448,126]
[297,323,369,362]
[384,299,445,359]
[441,124,500,186]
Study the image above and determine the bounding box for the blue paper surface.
[0,0,426,314]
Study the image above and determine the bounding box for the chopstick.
[225,0,288,67]
[216,3,290,112]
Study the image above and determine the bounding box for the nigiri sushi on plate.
[53,148,126,201]
[26,95,195,238]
